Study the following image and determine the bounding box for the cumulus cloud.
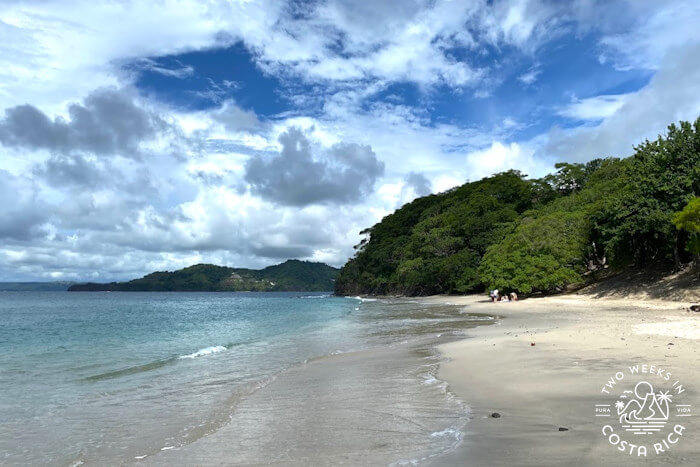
[0,170,47,241]
[245,127,385,206]
[0,0,698,282]
[245,0,483,87]
[32,154,107,188]
[466,141,549,180]
[0,183,379,280]
[0,88,166,157]
[210,100,262,133]
[404,172,432,197]
[2,0,695,112]
[391,171,433,206]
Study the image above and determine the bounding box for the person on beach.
[500,294,510,302]
[510,292,518,301]
[490,289,499,302]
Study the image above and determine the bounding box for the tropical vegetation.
[335,118,700,296]
[69,260,339,292]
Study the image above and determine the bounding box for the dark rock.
[668,342,674,345]
[491,412,501,418]
[558,427,569,431]
[690,304,699,312]
[530,342,536,346]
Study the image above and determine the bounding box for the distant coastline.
[0,282,75,292]
[68,260,338,292]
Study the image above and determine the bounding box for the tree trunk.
[674,232,682,271]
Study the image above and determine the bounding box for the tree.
[478,210,589,294]
[543,159,606,195]
[335,118,700,297]
[673,197,700,267]
[335,171,535,295]
[593,118,700,268]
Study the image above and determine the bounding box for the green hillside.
[69,260,339,292]
[335,118,700,296]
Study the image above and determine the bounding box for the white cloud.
[133,58,194,78]
[558,94,628,121]
[597,0,700,70]
[1,0,699,281]
[244,127,385,206]
[518,66,541,86]
[543,43,700,161]
[466,141,550,180]
[0,0,262,110]
[0,0,577,114]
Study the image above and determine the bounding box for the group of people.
[489,289,517,302]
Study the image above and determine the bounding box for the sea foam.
[179,345,227,359]
[429,427,461,440]
[349,296,377,302]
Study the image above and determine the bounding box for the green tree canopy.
[673,197,700,262]
[336,117,700,296]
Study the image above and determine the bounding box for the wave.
[84,344,230,382]
[298,294,331,299]
[178,345,227,359]
[83,357,177,382]
[347,296,377,302]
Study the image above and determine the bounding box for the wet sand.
[121,294,699,465]
[145,344,464,465]
[425,295,699,466]
[138,302,494,465]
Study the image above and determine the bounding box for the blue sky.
[131,30,652,140]
[0,0,699,281]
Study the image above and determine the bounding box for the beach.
[424,294,699,466]
[2,291,698,465]
[146,292,699,465]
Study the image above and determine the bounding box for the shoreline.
[137,298,493,465]
[419,294,699,466]
[9,291,696,465]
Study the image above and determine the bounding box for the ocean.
[0,292,494,465]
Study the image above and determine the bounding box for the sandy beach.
[422,293,699,466]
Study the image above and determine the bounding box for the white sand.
[633,320,700,339]
[420,294,699,466]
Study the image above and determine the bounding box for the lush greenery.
[673,197,700,265]
[69,260,339,292]
[335,118,700,296]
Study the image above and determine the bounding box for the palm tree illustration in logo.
[616,381,672,432]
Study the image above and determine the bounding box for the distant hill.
[68,260,339,292]
[0,282,74,292]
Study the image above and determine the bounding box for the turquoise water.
[0,292,492,465]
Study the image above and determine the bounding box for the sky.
[1,0,699,281]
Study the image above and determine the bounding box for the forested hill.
[335,118,700,296]
[69,260,339,292]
